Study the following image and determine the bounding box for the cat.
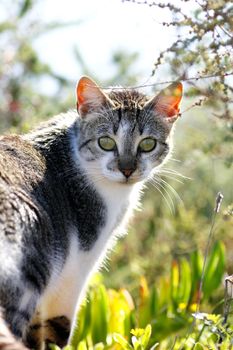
[0,76,182,350]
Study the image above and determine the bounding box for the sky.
[0,0,197,93]
[33,0,176,86]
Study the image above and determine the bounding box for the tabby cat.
[0,77,182,349]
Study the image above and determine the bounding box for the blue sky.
[0,0,196,93]
[33,0,176,84]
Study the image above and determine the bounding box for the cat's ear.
[145,82,183,123]
[76,76,113,117]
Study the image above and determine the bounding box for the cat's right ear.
[76,77,113,117]
[145,82,183,123]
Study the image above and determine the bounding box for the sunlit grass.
[50,241,232,350]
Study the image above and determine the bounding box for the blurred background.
[0,0,233,342]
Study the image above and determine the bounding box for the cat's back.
[0,134,49,243]
[0,134,46,188]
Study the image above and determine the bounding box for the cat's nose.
[121,168,135,178]
[118,158,137,178]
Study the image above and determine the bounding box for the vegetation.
[50,241,232,350]
[0,0,232,349]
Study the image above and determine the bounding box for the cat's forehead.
[108,89,148,109]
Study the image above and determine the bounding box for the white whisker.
[168,157,181,163]
[154,175,183,204]
[149,178,175,214]
[158,168,191,180]
[159,173,184,184]
[152,178,176,213]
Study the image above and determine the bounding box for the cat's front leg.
[43,316,70,350]
[0,185,54,350]
[0,309,29,350]
[0,283,39,348]
[25,313,70,350]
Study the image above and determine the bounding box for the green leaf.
[90,284,109,344]
[48,344,61,350]
[131,336,142,350]
[177,258,192,307]
[170,260,179,307]
[70,299,91,347]
[0,22,16,32]
[190,250,203,299]
[194,343,205,350]
[141,325,152,349]
[36,20,84,37]
[63,346,74,350]
[19,0,33,17]
[202,241,225,298]
[76,340,88,350]
[113,333,133,350]
[93,343,105,350]
[138,277,151,328]
[149,286,158,318]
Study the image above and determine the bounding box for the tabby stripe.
[7,307,31,322]
[24,272,43,292]
[136,107,141,120]
[118,108,122,124]
[79,139,92,150]
[23,260,48,292]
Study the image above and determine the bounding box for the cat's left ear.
[76,76,114,117]
[145,82,183,123]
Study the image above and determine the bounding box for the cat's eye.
[139,138,156,152]
[98,137,116,151]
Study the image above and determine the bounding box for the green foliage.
[52,241,231,350]
[113,325,157,350]
[202,241,225,298]
[0,0,76,132]
[153,0,232,118]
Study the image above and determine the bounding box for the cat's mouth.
[121,177,138,185]
[113,172,143,185]
[101,167,145,185]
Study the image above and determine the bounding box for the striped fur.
[0,80,182,349]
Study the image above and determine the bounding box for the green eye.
[139,138,156,152]
[98,137,116,151]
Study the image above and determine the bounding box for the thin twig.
[170,335,178,350]
[196,192,224,313]
[218,25,233,39]
[223,275,233,325]
[100,71,233,90]
[178,192,224,349]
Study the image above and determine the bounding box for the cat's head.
[75,77,182,185]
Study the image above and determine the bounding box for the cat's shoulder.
[26,110,77,140]
[0,134,46,187]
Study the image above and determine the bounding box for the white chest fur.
[39,181,143,328]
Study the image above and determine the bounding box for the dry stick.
[176,192,224,350]
[100,71,233,90]
[170,336,178,350]
[217,273,233,344]
[88,71,233,117]
[195,192,224,313]
[223,275,233,325]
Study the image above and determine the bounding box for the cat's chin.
[105,175,143,186]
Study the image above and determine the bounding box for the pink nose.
[121,168,135,178]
